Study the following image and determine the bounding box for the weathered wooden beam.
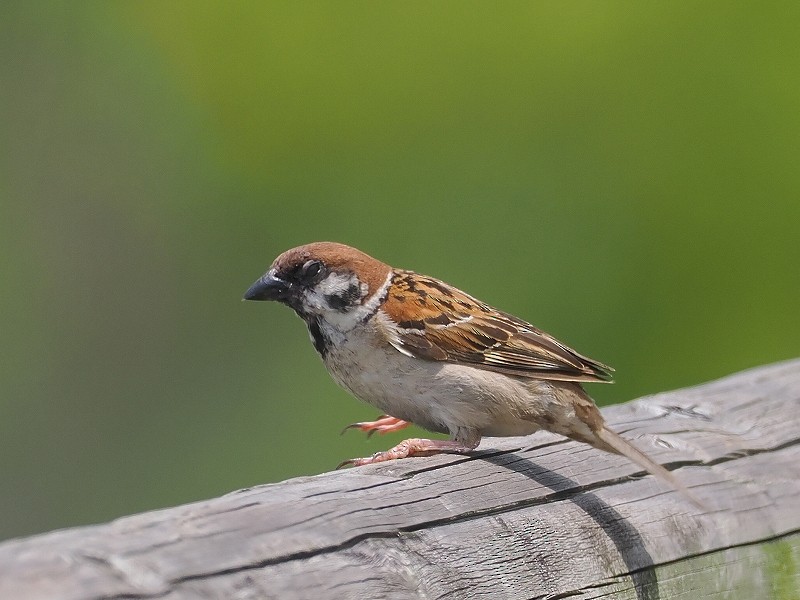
[1,360,799,599]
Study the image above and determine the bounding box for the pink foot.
[337,438,478,469]
[341,414,411,438]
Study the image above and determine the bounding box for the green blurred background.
[1,2,798,541]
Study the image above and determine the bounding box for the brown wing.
[378,270,613,383]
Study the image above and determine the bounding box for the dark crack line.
[293,428,800,502]
[599,527,800,587]
[702,435,800,466]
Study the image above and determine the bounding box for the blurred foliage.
[0,1,797,541]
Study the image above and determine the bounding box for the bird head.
[244,242,392,328]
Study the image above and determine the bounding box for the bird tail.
[549,380,706,509]
[593,426,706,510]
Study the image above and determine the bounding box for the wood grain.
[1,360,798,599]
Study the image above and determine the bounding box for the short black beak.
[243,272,290,302]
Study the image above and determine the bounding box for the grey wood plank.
[0,359,798,600]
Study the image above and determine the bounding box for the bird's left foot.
[340,414,411,438]
[337,438,477,468]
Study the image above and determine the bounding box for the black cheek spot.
[326,294,348,310]
[326,283,361,311]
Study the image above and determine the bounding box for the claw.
[340,415,411,437]
[336,437,479,469]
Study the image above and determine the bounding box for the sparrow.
[244,242,700,504]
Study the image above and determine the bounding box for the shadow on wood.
[483,455,660,600]
[1,360,799,599]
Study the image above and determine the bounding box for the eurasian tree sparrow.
[245,242,700,504]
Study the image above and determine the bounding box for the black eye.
[301,260,323,281]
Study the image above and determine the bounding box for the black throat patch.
[307,318,329,358]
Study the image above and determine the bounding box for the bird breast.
[318,317,558,438]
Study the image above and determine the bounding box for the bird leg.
[337,437,479,468]
[341,414,411,437]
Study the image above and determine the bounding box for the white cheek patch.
[318,272,363,299]
[303,272,362,313]
[305,270,393,334]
